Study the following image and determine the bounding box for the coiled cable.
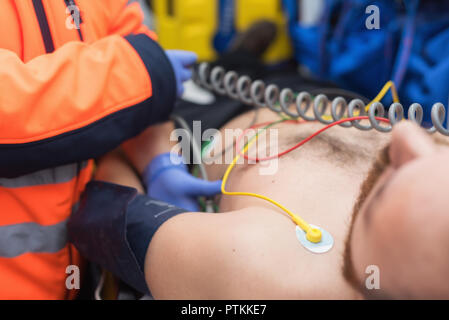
[194,63,449,136]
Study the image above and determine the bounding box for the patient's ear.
[389,121,436,168]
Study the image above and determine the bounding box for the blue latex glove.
[144,153,222,212]
[165,50,198,97]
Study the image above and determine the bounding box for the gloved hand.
[144,153,222,212]
[165,50,198,97]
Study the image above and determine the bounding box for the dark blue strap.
[68,181,186,294]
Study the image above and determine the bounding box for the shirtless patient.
[89,108,449,300]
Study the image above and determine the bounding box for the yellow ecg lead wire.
[320,80,399,121]
[364,80,400,111]
[221,128,322,243]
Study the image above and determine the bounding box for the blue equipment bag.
[283,0,449,126]
[213,0,237,54]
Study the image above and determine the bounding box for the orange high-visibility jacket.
[0,0,176,299]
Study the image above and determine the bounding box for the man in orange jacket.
[0,0,221,299]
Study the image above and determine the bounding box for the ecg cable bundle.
[193,63,449,136]
[185,63,449,249]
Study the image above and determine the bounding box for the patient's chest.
[205,109,389,298]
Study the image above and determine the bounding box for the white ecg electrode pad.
[296,224,334,254]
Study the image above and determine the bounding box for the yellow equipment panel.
[153,0,292,64]
[153,0,218,61]
[235,0,292,63]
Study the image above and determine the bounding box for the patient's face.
[344,122,449,299]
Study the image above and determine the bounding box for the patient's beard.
[342,145,391,295]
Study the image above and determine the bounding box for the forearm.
[69,124,223,296]
[95,149,145,194]
[122,121,177,175]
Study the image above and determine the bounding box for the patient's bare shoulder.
[145,206,358,299]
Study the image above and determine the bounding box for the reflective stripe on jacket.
[0,0,176,299]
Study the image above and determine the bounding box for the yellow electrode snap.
[297,225,334,254]
[290,213,322,243]
[306,227,322,243]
